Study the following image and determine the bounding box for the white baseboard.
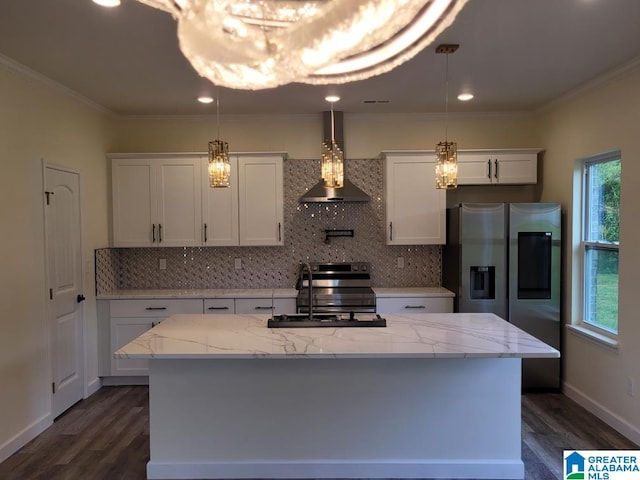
[101,376,149,386]
[563,381,640,445]
[147,460,524,480]
[0,413,52,463]
[86,376,102,397]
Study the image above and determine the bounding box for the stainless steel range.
[268,262,384,328]
[295,262,376,314]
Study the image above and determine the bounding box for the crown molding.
[0,53,116,118]
[538,54,640,114]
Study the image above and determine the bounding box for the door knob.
[77,294,86,303]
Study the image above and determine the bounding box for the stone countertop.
[372,287,454,297]
[115,313,559,360]
[98,287,454,300]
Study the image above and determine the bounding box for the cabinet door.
[110,318,155,376]
[235,298,274,314]
[494,153,537,184]
[376,297,453,313]
[273,297,297,314]
[456,153,493,185]
[202,156,239,246]
[238,156,284,246]
[112,159,155,247]
[156,158,202,246]
[385,155,446,245]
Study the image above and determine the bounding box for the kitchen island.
[116,313,559,480]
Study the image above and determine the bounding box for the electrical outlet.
[159,258,167,270]
[396,257,404,268]
[627,377,636,397]
[234,258,242,270]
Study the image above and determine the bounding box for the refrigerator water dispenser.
[470,266,495,299]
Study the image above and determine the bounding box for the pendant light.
[435,43,459,190]
[321,96,344,188]
[208,92,231,188]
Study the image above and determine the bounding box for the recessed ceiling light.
[325,95,340,103]
[457,92,474,101]
[198,96,214,104]
[92,0,121,7]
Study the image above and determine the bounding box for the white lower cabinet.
[376,296,453,314]
[109,299,203,376]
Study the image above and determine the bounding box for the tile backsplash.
[95,157,441,293]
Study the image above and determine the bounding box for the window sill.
[566,324,619,351]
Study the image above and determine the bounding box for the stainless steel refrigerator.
[443,203,562,390]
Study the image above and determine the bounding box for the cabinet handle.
[207,306,229,310]
[278,222,282,242]
[254,306,273,310]
[487,160,492,179]
[204,223,208,243]
[494,159,499,179]
[145,307,167,311]
[158,224,163,243]
[405,305,426,309]
[389,222,393,241]
[152,224,156,243]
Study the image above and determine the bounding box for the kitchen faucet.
[300,262,314,321]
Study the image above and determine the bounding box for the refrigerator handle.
[487,159,492,179]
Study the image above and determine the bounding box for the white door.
[44,165,84,418]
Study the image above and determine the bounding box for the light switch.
[234,258,242,270]
[397,257,404,268]
[159,258,167,270]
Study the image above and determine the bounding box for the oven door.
[296,287,376,313]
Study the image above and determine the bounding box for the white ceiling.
[1,0,640,116]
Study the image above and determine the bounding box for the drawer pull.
[404,305,426,309]
[254,306,273,310]
[145,307,167,311]
[207,306,229,310]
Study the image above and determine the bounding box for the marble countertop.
[98,287,454,300]
[115,313,559,360]
[372,287,454,297]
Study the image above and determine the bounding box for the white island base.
[147,357,523,479]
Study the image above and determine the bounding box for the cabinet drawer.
[110,298,203,317]
[204,298,235,314]
[235,298,274,314]
[376,297,453,314]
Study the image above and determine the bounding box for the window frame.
[578,151,621,339]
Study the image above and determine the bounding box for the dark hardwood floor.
[0,386,636,480]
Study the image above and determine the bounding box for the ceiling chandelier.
[435,43,458,190]
[134,0,468,90]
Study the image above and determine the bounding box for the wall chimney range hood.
[299,111,370,203]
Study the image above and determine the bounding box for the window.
[581,152,620,335]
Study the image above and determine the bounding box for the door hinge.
[52,382,56,394]
[49,288,53,300]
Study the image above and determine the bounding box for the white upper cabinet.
[457,149,540,185]
[383,152,446,245]
[238,155,284,246]
[112,156,202,247]
[202,155,240,246]
[112,153,285,248]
